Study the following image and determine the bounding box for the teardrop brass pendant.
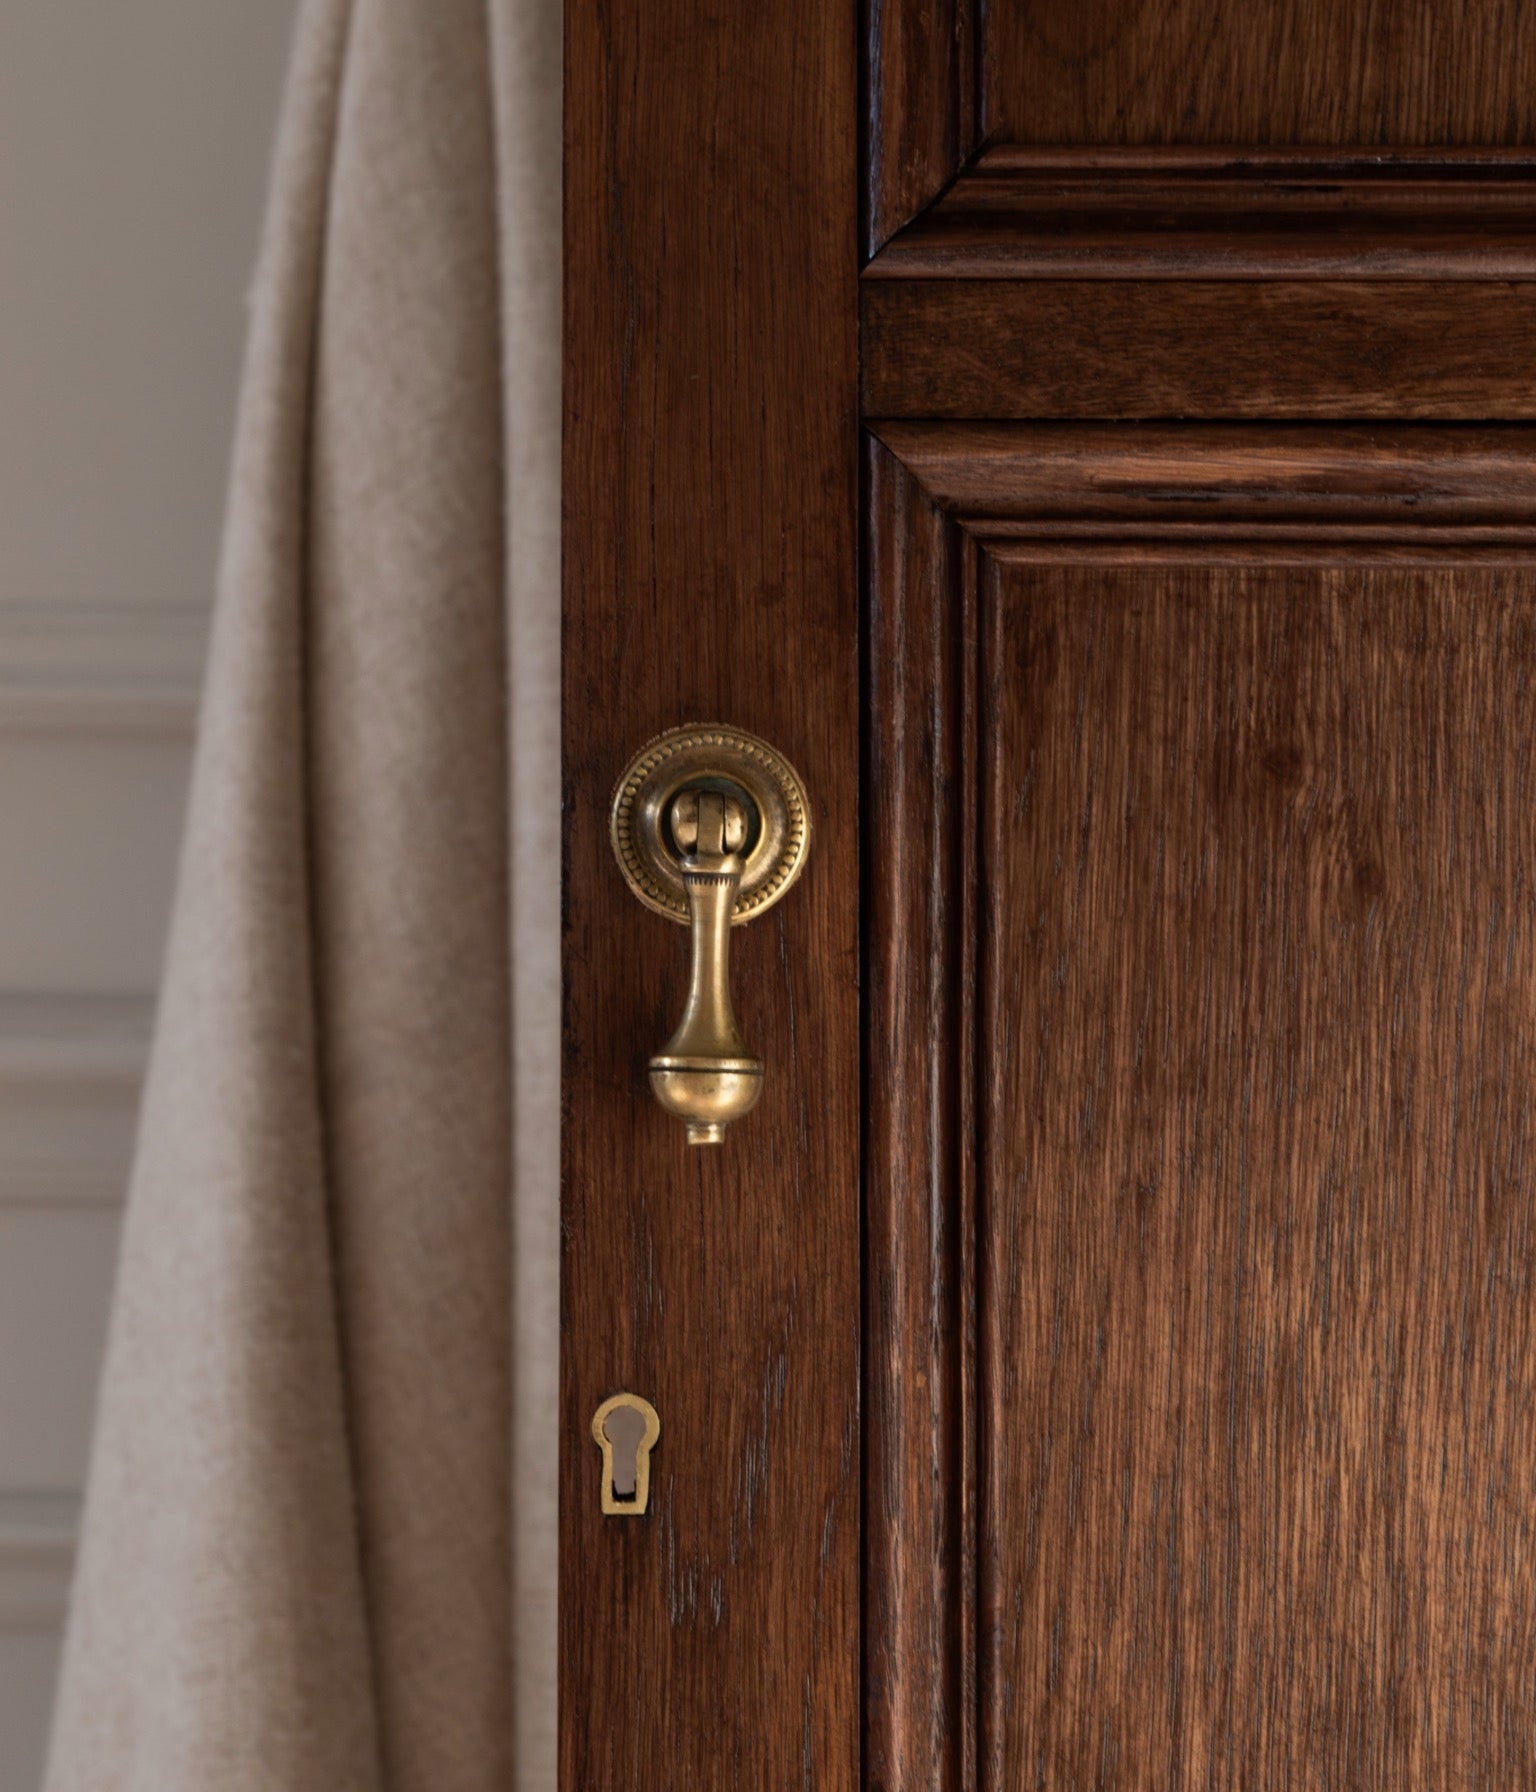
[610,725,811,1144]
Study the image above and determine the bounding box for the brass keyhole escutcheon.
[591,1392,661,1516]
[610,725,812,1145]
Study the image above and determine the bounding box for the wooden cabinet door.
[565,5,1536,1786]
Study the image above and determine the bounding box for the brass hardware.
[610,725,811,1144]
[591,1392,661,1516]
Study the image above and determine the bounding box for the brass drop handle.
[648,789,762,1143]
[610,725,812,1146]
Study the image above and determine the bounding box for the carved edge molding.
[869,422,1536,551]
[863,433,979,1792]
[866,146,1536,280]
[865,0,983,257]
[863,152,1536,416]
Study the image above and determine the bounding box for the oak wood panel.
[868,427,1536,1786]
[864,438,978,1792]
[563,2,858,1787]
[868,149,1536,281]
[862,279,1536,420]
[981,558,1536,1787]
[984,0,1536,147]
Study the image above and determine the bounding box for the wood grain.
[865,0,979,253]
[868,149,1536,281]
[983,0,1536,147]
[868,427,1536,1785]
[562,1,858,1786]
[870,423,1536,527]
[862,278,1536,420]
[571,0,1536,1778]
[864,437,977,1792]
[981,558,1536,1787]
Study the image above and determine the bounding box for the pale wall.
[0,5,297,1782]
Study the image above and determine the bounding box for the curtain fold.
[44,1,540,1783]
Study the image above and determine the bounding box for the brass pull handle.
[610,725,811,1145]
[649,789,761,1143]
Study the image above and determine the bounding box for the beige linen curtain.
[45,0,559,1785]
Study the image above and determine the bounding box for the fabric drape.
[45,0,557,1783]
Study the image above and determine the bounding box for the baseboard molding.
[0,603,207,734]
[0,995,150,1207]
[0,1493,78,1630]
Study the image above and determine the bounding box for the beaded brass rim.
[610,724,811,925]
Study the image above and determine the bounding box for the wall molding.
[0,602,207,735]
[0,1493,78,1630]
[0,995,150,1208]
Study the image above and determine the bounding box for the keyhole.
[590,1393,661,1517]
[604,1405,648,1499]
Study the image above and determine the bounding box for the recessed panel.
[981,557,1536,1784]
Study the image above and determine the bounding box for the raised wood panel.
[563,0,859,1786]
[863,277,1536,420]
[983,560,1536,1787]
[983,0,1536,149]
[868,425,1536,1788]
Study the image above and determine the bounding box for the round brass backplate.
[610,724,811,925]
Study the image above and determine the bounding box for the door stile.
[562,0,861,1784]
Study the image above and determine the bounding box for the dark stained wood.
[562,1,858,1787]
[867,424,1536,1788]
[983,0,1536,147]
[863,0,1536,256]
[981,558,1536,1787]
[871,423,1536,526]
[863,278,1536,420]
[864,437,977,1792]
[868,149,1536,281]
[865,0,979,253]
[572,0,1536,1781]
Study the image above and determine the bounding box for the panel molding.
[864,436,977,1792]
[862,154,1536,419]
[870,422,1536,539]
[0,995,150,1208]
[0,603,206,735]
[0,1493,78,1630]
[862,419,1536,1779]
[867,147,1536,280]
[864,0,982,255]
